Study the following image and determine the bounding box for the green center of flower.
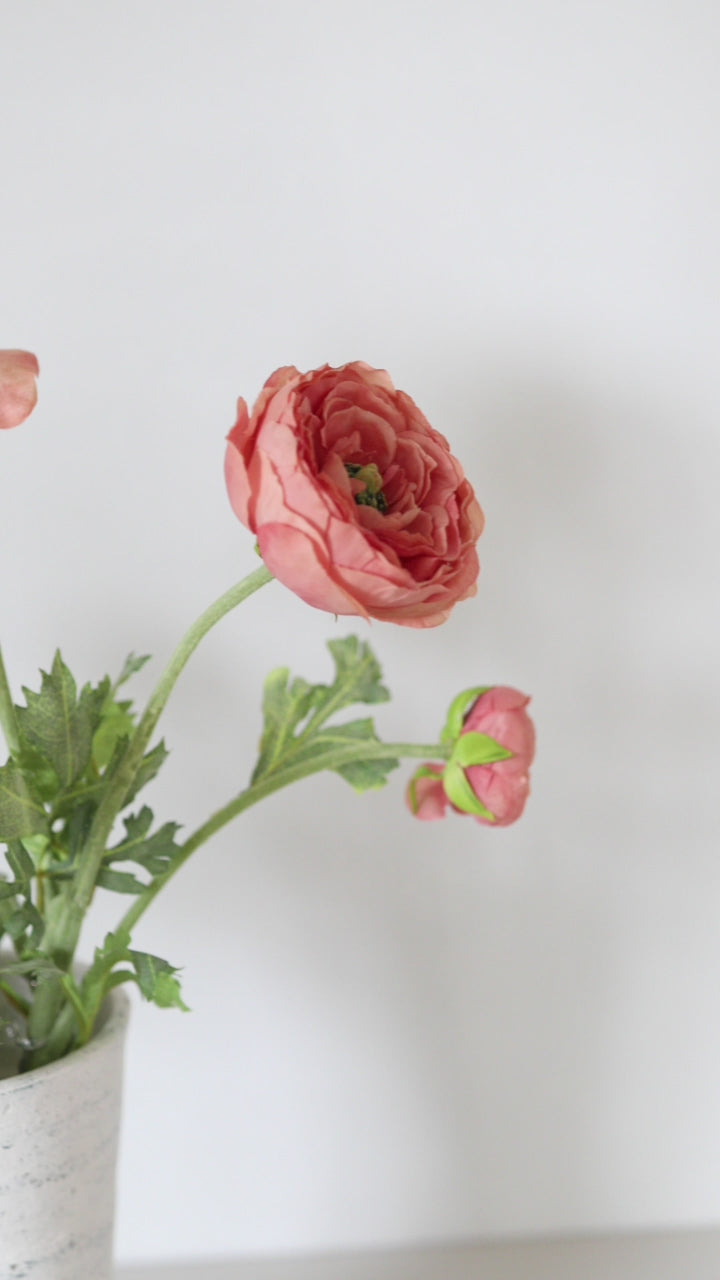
[345,462,388,513]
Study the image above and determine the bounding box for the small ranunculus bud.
[407,686,535,827]
[0,350,39,430]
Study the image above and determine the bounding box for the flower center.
[345,462,388,513]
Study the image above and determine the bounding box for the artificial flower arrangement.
[0,352,534,1075]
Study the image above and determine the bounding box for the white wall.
[2,0,719,1264]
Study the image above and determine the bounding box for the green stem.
[116,738,449,939]
[25,565,274,1060]
[0,645,20,757]
[75,565,273,929]
[0,978,31,1019]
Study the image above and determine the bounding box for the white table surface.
[117,1227,720,1280]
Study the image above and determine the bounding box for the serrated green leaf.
[252,637,390,785]
[128,950,189,1011]
[0,954,63,981]
[4,902,45,950]
[95,867,148,894]
[0,879,22,901]
[92,699,134,770]
[334,756,400,791]
[252,668,319,782]
[5,842,35,883]
[0,761,49,840]
[66,799,97,857]
[115,652,152,689]
[13,743,60,803]
[326,636,390,706]
[106,807,181,875]
[452,731,513,768]
[122,739,169,805]
[289,718,399,793]
[16,654,108,788]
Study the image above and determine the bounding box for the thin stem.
[116,738,449,939]
[0,979,30,1018]
[76,566,274,926]
[0,645,20,757]
[25,566,275,1055]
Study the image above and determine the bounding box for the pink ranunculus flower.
[0,350,39,430]
[407,686,535,826]
[225,362,484,627]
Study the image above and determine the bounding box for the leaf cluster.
[252,635,399,794]
[0,651,180,957]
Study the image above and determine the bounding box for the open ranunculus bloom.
[225,362,484,627]
[0,350,39,431]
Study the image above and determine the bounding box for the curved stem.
[25,566,275,1057]
[116,738,450,939]
[72,565,274,923]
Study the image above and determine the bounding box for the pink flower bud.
[407,686,535,827]
[0,350,39,430]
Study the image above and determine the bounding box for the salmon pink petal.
[225,361,483,627]
[0,350,39,430]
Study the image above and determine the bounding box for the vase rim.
[0,983,130,1094]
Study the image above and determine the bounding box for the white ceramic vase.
[0,986,130,1280]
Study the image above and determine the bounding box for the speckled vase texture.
[0,987,129,1280]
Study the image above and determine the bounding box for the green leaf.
[292,719,399,793]
[95,868,148,894]
[326,636,390,707]
[252,636,391,785]
[4,902,45,950]
[0,954,64,981]
[334,756,400,791]
[122,739,169,806]
[451,732,513,768]
[128,950,189,1011]
[13,743,60,803]
[5,842,35,884]
[0,878,22,901]
[114,652,151,689]
[106,806,181,875]
[16,653,108,788]
[0,761,49,840]
[252,668,318,782]
[91,699,134,771]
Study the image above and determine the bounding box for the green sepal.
[451,731,513,768]
[440,686,491,746]
[442,761,496,822]
[128,950,189,1011]
[406,764,444,815]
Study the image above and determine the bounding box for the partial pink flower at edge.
[0,350,39,430]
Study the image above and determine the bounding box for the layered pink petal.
[0,350,39,430]
[225,361,483,626]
